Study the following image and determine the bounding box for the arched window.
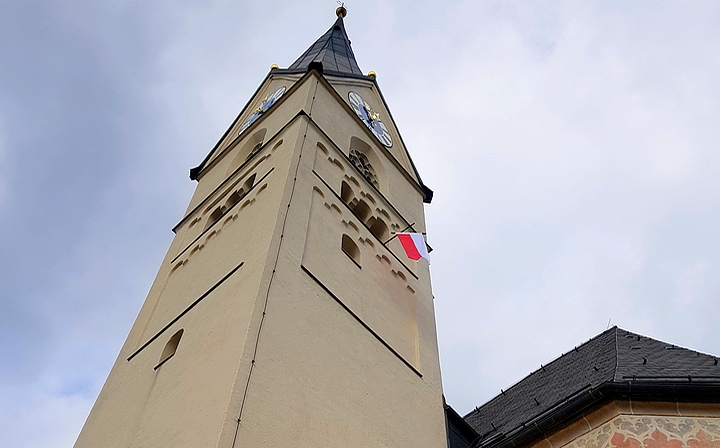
[342,234,361,267]
[156,329,183,369]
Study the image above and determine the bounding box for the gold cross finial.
[336,2,347,18]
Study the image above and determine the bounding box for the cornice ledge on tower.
[191,15,433,203]
[272,66,374,82]
[190,70,318,181]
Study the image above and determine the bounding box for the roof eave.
[446,403,482,444]
[271,67,373,81]
[476,380,720,448]
[190,71,273,180]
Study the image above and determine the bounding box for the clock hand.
[363,104,381,123]
[361,106,372,122]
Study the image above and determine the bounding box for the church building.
[449,326,720,448]
[75,8,720,448]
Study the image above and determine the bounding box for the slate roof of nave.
[464,326,720,446]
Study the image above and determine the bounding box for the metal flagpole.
[383,222,416,245]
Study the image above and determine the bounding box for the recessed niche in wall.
[352,200,372,222]
[225,191,242,210]
[342,234,361,268]
[368,217,389,242]
[206,207,225,230]
[341,181,353,203]
[225,173,257,210]
[242,173,256,191]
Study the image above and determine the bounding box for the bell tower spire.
[76,9,447,448]
[285,7,363,77]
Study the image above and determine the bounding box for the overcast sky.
[2,1,720,446]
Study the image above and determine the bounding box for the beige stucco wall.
[529,401,720,448]
[75,111,302,448]
[75,69,447,447]
[223,74,446,447]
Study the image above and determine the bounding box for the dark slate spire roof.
[286,16,363,77]
[464,327,720,448]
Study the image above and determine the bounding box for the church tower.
[75,8,447,447]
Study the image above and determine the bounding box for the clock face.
[348,91,392,148]
[239,86,287,135]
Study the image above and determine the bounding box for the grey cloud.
[2,1,720,445]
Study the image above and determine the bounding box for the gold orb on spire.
[368,71,377,79]
[270,64,279,70]
[336,5,347,18]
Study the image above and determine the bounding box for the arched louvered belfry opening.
[349,137,385,190]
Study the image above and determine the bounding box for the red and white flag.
[397,233,431,263]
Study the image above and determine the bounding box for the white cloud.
[0,369,95,447]
[385,0,720,412]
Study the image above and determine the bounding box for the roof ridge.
[613,326,620,382]
[614,326,710,353]
[463,327,619,419]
